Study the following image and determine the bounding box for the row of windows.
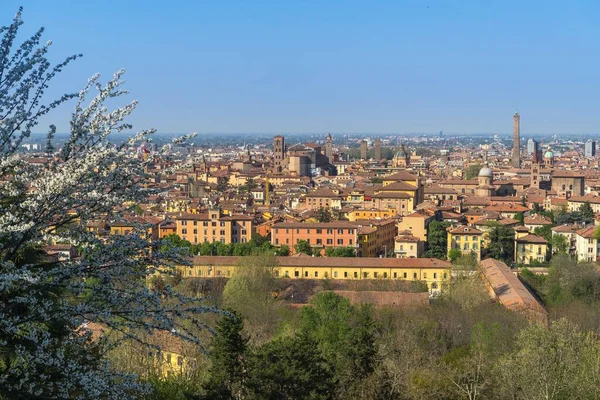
[275,228,354,235]
[273,270,446,280]
[454,235,479,241]
[181,237,248,244]
[184,268,447,281]
[180,220,250,227]
[181,229,247,236]
[275,238,353,246]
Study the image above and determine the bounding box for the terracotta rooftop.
[448,226,483,234]
[479,258,547,318]
[515,234,548,244]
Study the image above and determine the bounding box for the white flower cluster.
[0,9,219,398]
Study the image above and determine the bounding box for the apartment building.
[271,219,396,257]
[175,209,254,244]
[575,226,600,263]
[447,226,483,261]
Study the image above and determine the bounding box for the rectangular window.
[304,271,308,277]
[284,271,289,277]
[374,272,378,278]
[327,239,333,245]
[314,271,318,277]
[344,272,348,278]
[193,221,198,226]
[354,271,358,278]
[363,272,368,278]
[393,272,397,278]
[327,229,333,234]
[334,271,338,278]
[413,273,417,279]
[295,271,299,277]
[383,272,388,278]
[182,229,187,234]
[403,272,407,279]
[316,229,322,234]
[433,273,437,279]
[337,239,343,245]
[181,221,187,226]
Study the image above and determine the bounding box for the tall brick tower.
[325,133,333,162]
[374,138,382,160]
[360,140,368,160]
[512,112,521,168]
[273,135,285,173]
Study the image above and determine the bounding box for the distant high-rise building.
[527,138,537,155]
[512,112,521,168]
[585,140,596,158]
[325,133,333,161]
[273,135,285,173]
[374,139,382,160]
[439,130,443,138]
[360,140,368,160]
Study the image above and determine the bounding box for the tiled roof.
[479,258,547,318]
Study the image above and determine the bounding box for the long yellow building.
[177,256,452,295]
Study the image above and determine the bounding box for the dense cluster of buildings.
[24,112,600,273]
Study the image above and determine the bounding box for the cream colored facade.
[177,256,452,294]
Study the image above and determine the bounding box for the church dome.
[544,149,554,158]
[395,149,408,158]
[478,166,493,178]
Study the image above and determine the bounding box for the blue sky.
[5,1,600,135]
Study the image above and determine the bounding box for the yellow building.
[394,232,423,258]
[178,256,452,294]
[515,234,548,265]
[347,208,397,221]
[397,210,435,241]
[447,226,483,261]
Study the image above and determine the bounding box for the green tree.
[496,319,597,399]
[515,212,525,224]
[300,293,379,395]
[580,201,595,224]
[203,310,248,399]
[247,332,333,400]
[275,244,290,256]
[551,234,569,254]
[241,178,258,193]
[294,239,314,256]
[425,221,451,259]
[484,225,515,264]
[222,256,283,344]
[465,164,482,180]
[448,248,462,263]
[216,176,229,192]
[325,246,355,257]
[316,207,333,223]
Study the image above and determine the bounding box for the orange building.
[271,219,396,257]
[175,208,254,244]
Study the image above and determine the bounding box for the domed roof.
[544,149,554,158]
[394,149,407,158]
[478,166,493,178]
